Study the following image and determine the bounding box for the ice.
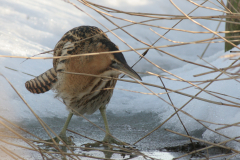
[0,0,239,154]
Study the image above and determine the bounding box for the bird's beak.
[114,63,142,81]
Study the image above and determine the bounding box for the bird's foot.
[84,134,128,148]
[45,135,75,146]
[103,134,127,146]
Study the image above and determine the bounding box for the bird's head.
[109,52,142,81]
[89,40,142,81]
[70,36,142,81]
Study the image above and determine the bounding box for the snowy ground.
[1,0,240,159]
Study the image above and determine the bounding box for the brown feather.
[26,26,124,115]
[52,26,120,115]
[25,68,57,94]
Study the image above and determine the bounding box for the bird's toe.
[45,135,75,145]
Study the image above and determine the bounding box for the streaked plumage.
[25,26,141,145]
[25,68,57,94]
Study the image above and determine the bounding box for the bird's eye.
[112,60,117,65]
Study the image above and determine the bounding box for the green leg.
[46,112,74,145]
[84,106,128,148]
[99,106,125,145]
[99,106,110,136]
[59,112,73,138]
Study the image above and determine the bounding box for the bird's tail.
[25,68,57,94]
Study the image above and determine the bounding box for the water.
[0,112,233,159]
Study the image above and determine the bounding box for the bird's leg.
[58,112,74,144]
[84,106,128,148]
[46,112,74,145]
[99,106,123,145]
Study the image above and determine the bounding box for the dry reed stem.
[199,153,233,160]
[78,0,163,78]
[65,107,143,156]
[208,0,225,9]
[188,0,230,14]
[0,73,81,159]
[84,0,240,34]
[165,128,238,153]
[158,76,196,148]
[2,40,235,70]
[198,56,240,83]
[42,132,141,158]
[86,0,239,18]
[0,116,43,140]
[0,146,19,160]
[170,0,240,51]
[134,56,240,145]
[198,119,239,126]
[0,119,62,159]
[10,63,239,127]
[1,37,240,58]
[121,0,209,77]
[176,134,240,159]
[0,119,41,152]
[0,138,59,160]
[59,72,155,158]
[126,75,233,148]
[135,91,240,147]
[225,0,238,13]
[113,80,213,98]
[79,0,240,111]
[218,0,230,12]
[66,0,238,87]
[222,53,240,58]
[226,153,239,160]
[2,0,147,156]
[194,62,240,77]
[149,67,240,107]
[0,146,25,160]
[61,70,240,107]
[201,12,224,58]
[43,151,114,160]
[48,83,147,157]
[91,80,240,107]
[205,89,240,101]
[76,0,240,85]
[0,138,44,151]
[2,0,240,159]
[67,129,152,159]
[211,18,240,25]
[54,93,145,157]
[216,121,240,131]
[33,137,143,160]
[48,0,240,159]
[0,135,19,139]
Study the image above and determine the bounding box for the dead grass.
[1,0,240,159]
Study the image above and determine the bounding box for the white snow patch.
[1,0,239,152]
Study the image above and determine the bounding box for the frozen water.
[0,0,239,159]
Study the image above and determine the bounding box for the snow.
[0,0,239,157]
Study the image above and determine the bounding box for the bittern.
[25,26,141,145]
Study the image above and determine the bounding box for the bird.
[25,26,141,146]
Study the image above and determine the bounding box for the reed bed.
[1,0,240,159]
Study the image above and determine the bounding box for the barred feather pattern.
[51,26,121,115]
[58,71,118,115]
[26,26,121,115]
[25,68,57,94]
